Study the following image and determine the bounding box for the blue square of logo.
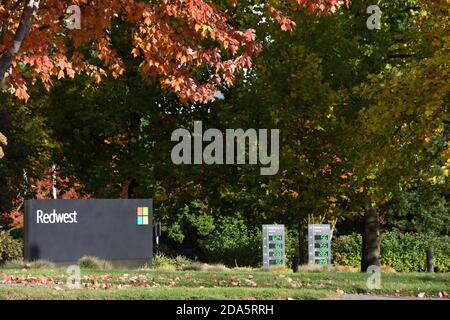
[137,216,143,225]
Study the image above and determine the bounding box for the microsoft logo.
[137,207,149,225]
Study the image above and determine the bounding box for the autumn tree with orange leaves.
[0,0,346,102]
[0,0,347,164]
[0,0,262,103]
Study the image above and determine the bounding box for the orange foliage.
[33,170,90,200]
[0,0,348,103]
[0,0,262,103]
[3,211,23,229]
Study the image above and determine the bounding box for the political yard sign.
[24,199,153,267]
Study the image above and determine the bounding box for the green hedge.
[0,231,23,264]
[199,218,262,267]
[199,219,298,268]
[333,232,450,272]
[332,233,363,267]
[201,225,449,271]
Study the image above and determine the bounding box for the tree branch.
[0,0,39,85]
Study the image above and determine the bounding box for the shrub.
[151,252,233,271]
[333,231,450,272]
[332,233,362,268]
[78,256,112,270]
[380,232,449,272]
[151,252,193,270]
[199,218,300,268]
[173,255,192,270]
[385,185,450,235]
[182,261,229,272]
[1,259,25,269]
[27,260,56,269]
[152,252,178,270]
[198,218,262,267]
[285,228,299,269]
[0,231,22,264]
[2,259,56,269]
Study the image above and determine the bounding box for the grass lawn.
[0,268,449,300]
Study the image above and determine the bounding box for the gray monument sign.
[24,199,153,267]
[262,224,286,269]
[308,224,331,265]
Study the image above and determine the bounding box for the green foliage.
[78,256,112,270]
[333,232,450,272]
[150,252,233,272]
[0,0,448,271]
[199,217,262,267]
[151,252,178,271]
[151,252,192,271]
[380,232,450,272]
[285,228,299,269]
[0,231,22,264]
[199,218,298,268]
[385,184,450,235]
[332,233,363,268]
[0,90,57,228]
[350,0,450,203]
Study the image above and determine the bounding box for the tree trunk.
[0,2,39,84]
[298,223,306,265]
[0,109,11,159]
[0,131,6,159]
[120,111,141,199]
[120,181,130,199]
[361,207,380,272]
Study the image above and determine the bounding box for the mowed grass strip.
[0,269,448,299]
[0,286,328,300]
